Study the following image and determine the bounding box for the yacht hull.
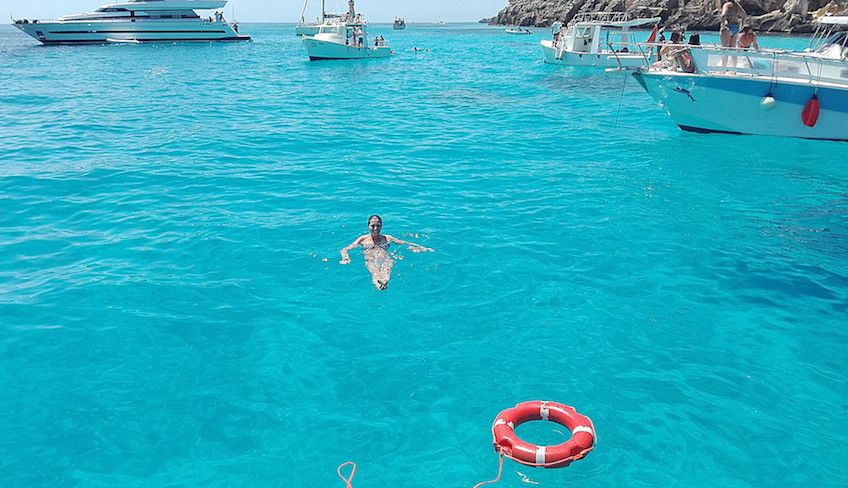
[14,21,249,44]
[634,70,848,141]
[541,40,648,68]
[303,37,390,60]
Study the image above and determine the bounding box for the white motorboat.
[633,16,848,140]
[296,0,346,36]
[12,0,249,45]
[303,20,390,60]
[393,17,406,30]
[506,27,532,35]
[540,11,660,68]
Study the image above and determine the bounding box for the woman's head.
[368,215,382,232]
[742,25,754,35]
[670,31,683,43]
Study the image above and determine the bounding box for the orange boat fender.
[491,401,596,468]
[802,93,820,127]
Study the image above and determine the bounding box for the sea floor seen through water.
[1,23,847,487]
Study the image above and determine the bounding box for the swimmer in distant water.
[339,215,434,290]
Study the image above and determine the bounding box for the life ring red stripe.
[491,401,595,468]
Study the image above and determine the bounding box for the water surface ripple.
[1,24,847,487]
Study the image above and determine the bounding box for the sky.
[1,0,510,23]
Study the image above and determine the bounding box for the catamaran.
[393,17,406,30]
[540,11,660,68]
[12,0,249,45]
[633,15,848,140]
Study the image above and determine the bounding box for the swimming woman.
[339,215,434,290]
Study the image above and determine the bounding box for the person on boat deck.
[720,0,747,48]
[738,25,758,49]
[654,31,693,72]
[655,27,666,60]
[551,20,563,43]
[339,215,434,291]
[688,32,701,45]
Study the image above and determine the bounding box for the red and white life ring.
[491,401,595,468]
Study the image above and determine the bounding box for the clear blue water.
[1,23,847,487]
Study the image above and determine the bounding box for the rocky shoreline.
[483,0,848,33]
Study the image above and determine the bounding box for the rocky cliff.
[484,0,848,33]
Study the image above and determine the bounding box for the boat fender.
[802,94,820,127]
[491,401,595,468]
[760,92,776,111]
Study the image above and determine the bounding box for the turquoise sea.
[1,23,847,487]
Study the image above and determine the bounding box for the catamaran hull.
[634,71,848,141]
[303,37,391,60]
[540,40,648,68]
[14,21,249,44]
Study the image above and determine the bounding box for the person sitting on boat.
[738,25,758,49]
[720,0,746,48]
[339,215,434,291]
[654,31,694,72]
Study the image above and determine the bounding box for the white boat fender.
[760,92,776,111]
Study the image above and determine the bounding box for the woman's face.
[368,218,382,233]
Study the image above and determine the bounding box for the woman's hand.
[409,245,434,253]
[340,255,351,265]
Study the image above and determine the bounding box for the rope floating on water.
[337,461,356,488]
[472,453,504,488]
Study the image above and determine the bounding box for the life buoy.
[491,401,595,468]
[802,93,820,127]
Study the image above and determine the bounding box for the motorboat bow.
[633,15,848,140]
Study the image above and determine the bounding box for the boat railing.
[13,18,60,24]
[569,11,627,26]
[605,41,653,68]
[642,43,848,85]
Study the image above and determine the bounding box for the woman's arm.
[386,235,434,252]
[339,236,365,264]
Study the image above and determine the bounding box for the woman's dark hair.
[368,215,382,224]
[670,31,683,43]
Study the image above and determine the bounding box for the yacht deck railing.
[640,43,848,87]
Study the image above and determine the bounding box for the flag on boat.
[646,24,658,43]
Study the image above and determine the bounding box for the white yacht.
[303,20,390,61]
[633,16,848,140]
[12,0,249,45]
[302,1,389,61]
[296,0,345,36]
[541,11,660,68]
